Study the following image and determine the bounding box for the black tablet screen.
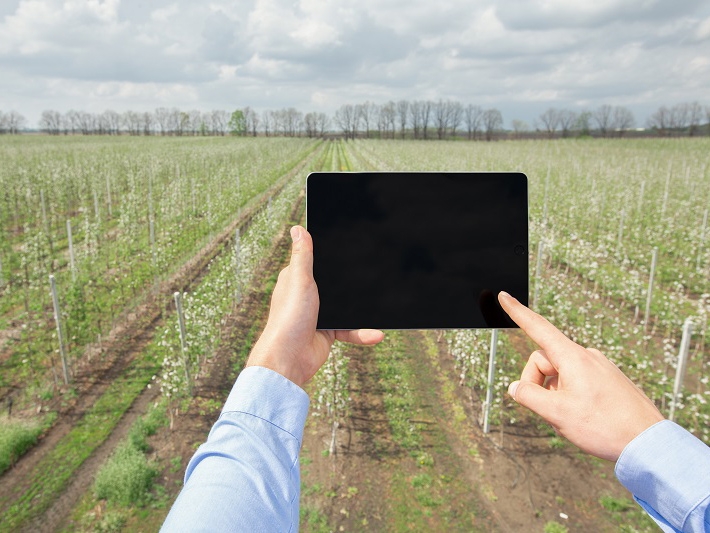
[307,172,528,329]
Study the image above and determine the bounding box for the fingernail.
[290,226,301,242]
[508,380,520,400]
[499,291,514,302]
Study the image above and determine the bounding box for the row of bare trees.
[38,108,232,136]
[647,102,709,136]
[5,100,709,138]
[530,102,710,138]
[246,107,329,138]
[333,100,503,141]
[35,107,331,138]
[531,105,634,138]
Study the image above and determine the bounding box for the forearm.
[615,420,710,533]
[161,366,309,532]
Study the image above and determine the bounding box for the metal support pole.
[617,209,625,250]
[533,240,544,311]
[644,247,658,330]
[669,319,694,422]
[483,329,499,434]
[67,219,76,282]
[50,275,70,385]
[174,292,192,395]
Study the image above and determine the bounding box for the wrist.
[246,340,304,388]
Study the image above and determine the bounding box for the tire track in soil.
[301,342,399,532]
[0,145,321,527]
[426,330,632,532]
[302,330,495,532]
[52,190,308,533]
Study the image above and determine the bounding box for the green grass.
[0,359,158,530]
[300,505,332,533]
[543,521,569,533]
[0,413,55,475]
[599,492,658,531]
[94,442,158,506]
[373,331,421,450]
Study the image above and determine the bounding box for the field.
[0,135,707,532]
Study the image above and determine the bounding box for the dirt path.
[301,342,400,531]
[425,329,642,532]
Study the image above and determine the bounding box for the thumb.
[289,225,314,276]
[508,380,559,424]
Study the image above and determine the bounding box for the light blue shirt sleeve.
[161,366,310,533]
[615,420,710,533]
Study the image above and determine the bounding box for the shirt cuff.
[221,366,310,444]
[615,420,710,532]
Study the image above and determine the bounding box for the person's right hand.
[498,291,664,462]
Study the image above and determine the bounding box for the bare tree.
[284,108,303,137]
[123,110,141,135]
[434,99,451,140]
[648,106,671,136]
[593,104,613,137]
[316,113,329,136]
[558,109,578,138]
[304,112,318,138]
[260,110,271,137]
[383,101,397,139]
[687,101,703,136]
[243,107,260,137]
[421,101,432,140]
[142,112,153,135]
[612,106,635,137]
[464,104,483,140]
[334,104,356,140]
[575,111,592,136]
[539,108,560,138]
[1,111,27,134]
[706,106,710,136]
[669,103,689,134]
[359,101,374,138]
[103,110,121,135]
[208,110,226,136]
[40,110,63,135]
[409,101,422,139]
[482,108,503,141]
[396,100,409,139]
[449,101,463,138]
[154,108,170,135]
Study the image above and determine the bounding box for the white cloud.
[0,0,709,127]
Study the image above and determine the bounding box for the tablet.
[307,171,528,329]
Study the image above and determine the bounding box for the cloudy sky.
[1,0,709,128]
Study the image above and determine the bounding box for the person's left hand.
[246,225,385,387]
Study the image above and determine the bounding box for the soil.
[299,327,640,532]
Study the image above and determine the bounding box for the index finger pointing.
[498,291,577,361]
